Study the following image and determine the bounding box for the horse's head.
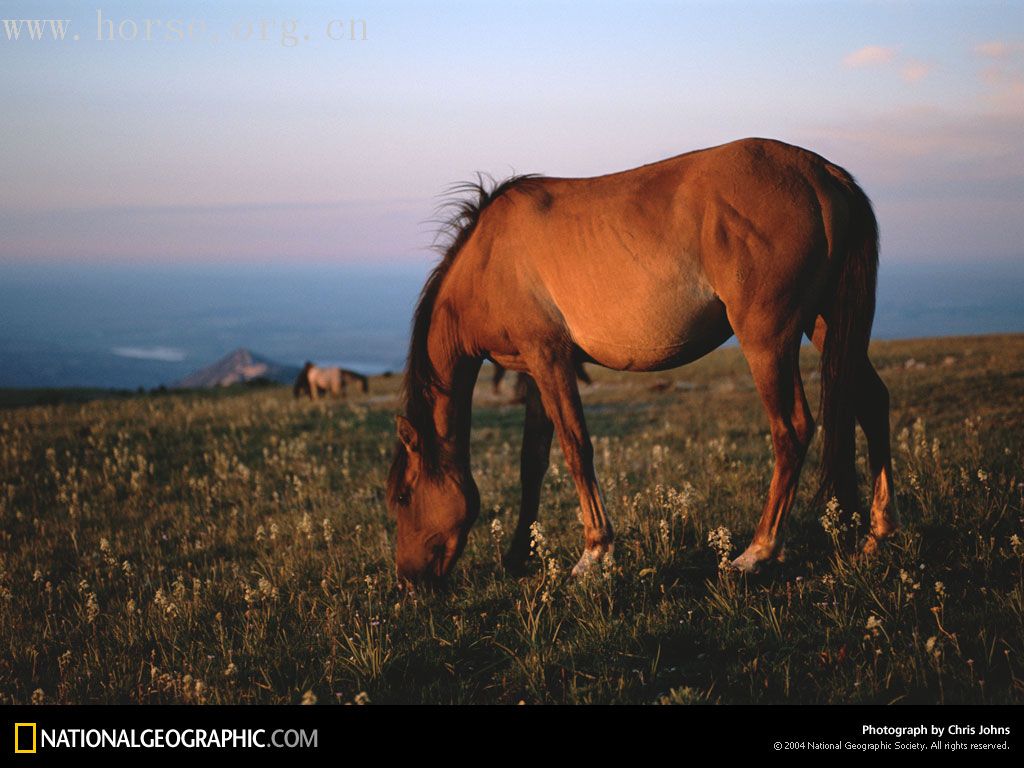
[386,415,478,584]
[293,362,315,398]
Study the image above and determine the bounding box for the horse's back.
[470,139,842,371]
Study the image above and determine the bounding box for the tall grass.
[1,335,1022,704]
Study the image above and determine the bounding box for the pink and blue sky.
[2,0,1022,266]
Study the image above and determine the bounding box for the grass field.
[1,334,1023,705]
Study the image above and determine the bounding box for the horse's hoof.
[860,536,878,557]
[502,550,530,576]
[571,544,613,577]
[861,531,892,558]
[730,544,781,574]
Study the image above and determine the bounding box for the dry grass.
[1,334,1022,704]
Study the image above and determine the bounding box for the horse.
[386,137,898,584]
[491,362,591,403]
[489,363,510,395]
[293,362,369,400]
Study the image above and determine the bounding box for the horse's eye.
[398,490,411,506]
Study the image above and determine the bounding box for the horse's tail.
[816,165,879,510]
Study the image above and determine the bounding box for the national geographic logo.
[14,723,37,754]
[9,723,316,752]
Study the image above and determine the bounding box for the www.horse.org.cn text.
[1,11,368,47]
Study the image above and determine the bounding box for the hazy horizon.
[1,258,1021,389]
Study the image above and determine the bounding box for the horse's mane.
[389,173,541,488]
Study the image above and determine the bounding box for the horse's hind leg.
[527,351,614,576]
[810,318,898,554]
[504,376,554,572]
[857,361,899,553]
[732,344,814,573]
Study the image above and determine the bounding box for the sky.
[1,0,1022,266]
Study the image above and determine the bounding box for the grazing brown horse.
[294,362,369,400]
[387,138,897,583]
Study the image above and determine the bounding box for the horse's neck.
[425,320,481,471]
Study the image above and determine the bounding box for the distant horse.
[387,138,897,583]
[491,362,591,403]
[293,362,369,400]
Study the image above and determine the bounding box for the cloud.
[973,41,1024,115]
[974,40,1024,59]
[843,45,897,68]
[901,61,931,83]
[111,347,187,362]
[844,46,930,85]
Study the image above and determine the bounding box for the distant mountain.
[173,348,300,389]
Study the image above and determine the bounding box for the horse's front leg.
[732,346,813,573]
[528,354,614,576]
[504,376,554,573]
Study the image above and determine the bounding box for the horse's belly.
[558,277,732,372]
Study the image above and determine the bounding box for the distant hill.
[173,348,300,389]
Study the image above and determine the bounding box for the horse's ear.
[395,415,420,454]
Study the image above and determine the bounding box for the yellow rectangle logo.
[14,722,37,754]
